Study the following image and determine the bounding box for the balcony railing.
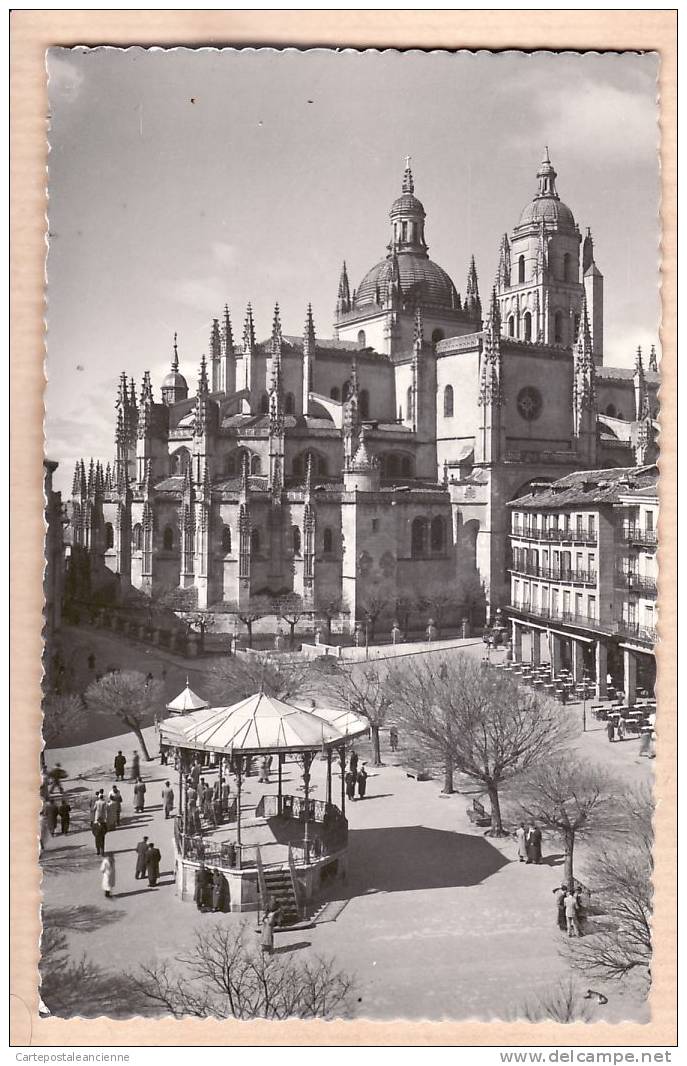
[511,524,597,545]
[510,563,597,585]
[614,572,658,596]
[621,526,657,547]
[508,602,657,647]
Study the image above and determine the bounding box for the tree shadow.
[332,825,510,898]
[348,794,394,802]
[272,940,311,955]
[42,903,126,932]
[541,853,565,867]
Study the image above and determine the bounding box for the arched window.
[431,516,445,554]
[250,455,261,475]
[518,255,526,284]
[221,525,232,554]
[443,384,454,417]
[432,328,445,345]
[554,311,564,345]
[342,381,351,403]
[563,253,573,282]
[359,389,370,419]
[384,454,400,479]
[163,526,174,552]
[284,392,295,415]
[357,330,366,347]
[330,386,340,402]
[250,529,260,555]
[523,311,532,342]
[323,527,333,554]
[401,456,413,477]
[171,448,190,476]
[411,517,427,559]
[508,315,515,337]
[132,523,143,551]
[292,526,301,555]
[260,393,269,414]
[605,404,617,417]
[406,386,413,421]
[104,523,114,550]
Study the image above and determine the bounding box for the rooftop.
[509,465,658,510]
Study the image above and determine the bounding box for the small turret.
[336,261,351,316]
[242,302,256,394]
[302,303,316,416]
[464,256,482,326]
[209,318,222,393]
[161,333,189,405]
[648,344,658,373]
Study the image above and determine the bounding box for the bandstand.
[159,692,366,921]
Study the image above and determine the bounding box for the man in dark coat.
[349,751,359,777]
[345,770,356,801]
[133,778,146,813]
[57,798,71,834]
[211,868,224,912]
[526,823,543,864]
[357,765,368,799]
[194,863,210,911]
[113,751,126,781]
[146,842,161,887]
[44,798,59,837]
[134,835,149,879]
[130,751,140,781]
[91,820,107,856]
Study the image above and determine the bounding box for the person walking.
[617,715,627,741]
[133,777,147,813]
[261,902,280,955]
[134,836,149,879]
[190,761,201,790]
[553,883,568,931]
[161,781,175,818]
[607,718,616,743]
[91,819,107,856]
[526,823,543,864]
[345,770,356,801]
[100,852,116,899]
[389,727,399,753]
[349,751,359,777]
[146,842,161,887]
[113,751,126,781]
[44,797,59,837]
[93,792,107,825]
[357,764,368,800]
[515,822,528,862]
[105,794,118,831]
[130,751,140,782]
[194,863,210,911]
[57,798,71,834]
[109,785,123,826]
[564,889,581,938]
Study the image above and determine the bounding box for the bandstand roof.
[159,691,346,755]
[165,681,210,714]
[295,702,369,739]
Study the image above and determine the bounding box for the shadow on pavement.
[42,903,126,932]
[335,825,510,897]
[273,941,311,955]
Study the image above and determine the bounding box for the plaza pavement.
[42,680,651,1023]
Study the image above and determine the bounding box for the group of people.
[134,835,162,887]
[553,882,585,937]
[90,786,125,854]
[193,862,226,912]
[185,760,230,834]
[344,751,368,801]
[515,822,543,864]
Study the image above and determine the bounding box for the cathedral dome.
[518,148,577,230]
[355,254,459,310]
[162,368,188,390]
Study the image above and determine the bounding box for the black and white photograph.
[39,45,662,1025]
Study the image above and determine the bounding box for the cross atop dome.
[402,156,414,195]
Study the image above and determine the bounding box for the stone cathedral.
[69,152,659,624]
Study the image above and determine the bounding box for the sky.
[45,47,661,494]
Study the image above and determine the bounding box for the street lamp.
[580,674,591,733]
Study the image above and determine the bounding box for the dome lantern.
[161,332,189,405]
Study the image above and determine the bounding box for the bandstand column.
[302,751,312,864]
[235,757,243,865]
[326,748,332,805]
[277,754,283,815]
[339,746,346,816]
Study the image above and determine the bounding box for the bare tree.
[326,663,391,766]
[417,579,456,638]
[570,788,653,988]
[155,586,215,651]
[513,977,594,1023]
[316,593,347,642]
[387,654,572,833]
[390,588,419,639]
[231,595,272,648]
[515,756,624,885]
[40,927,148,1018]
[42,693,87,750]
[276,592,305,648]
[135,923,355,1019]
[357,581,393,643]
[84,671,164,760]
[209,653,336,706]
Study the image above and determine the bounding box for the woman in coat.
[357,765,368,799]
[105,797,118,831]
[100,852,116,898]
[133,778,146,813]
[146,842,161,887]
[515,823,528,862]
[211,869,224,912]
[261,903,280,955]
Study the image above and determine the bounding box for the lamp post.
[580,675,591,733]
[365,619,370,660]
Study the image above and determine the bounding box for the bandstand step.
[262,868,300,925]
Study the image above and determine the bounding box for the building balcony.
[508,602,657,648]
[614,572,658,596]
[510,564,597,586]
[621,526,657,547]
[511,524,597,546]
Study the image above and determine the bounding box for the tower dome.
[352,160,461,313]
[518,148,577,230]
[161,334,189,405]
